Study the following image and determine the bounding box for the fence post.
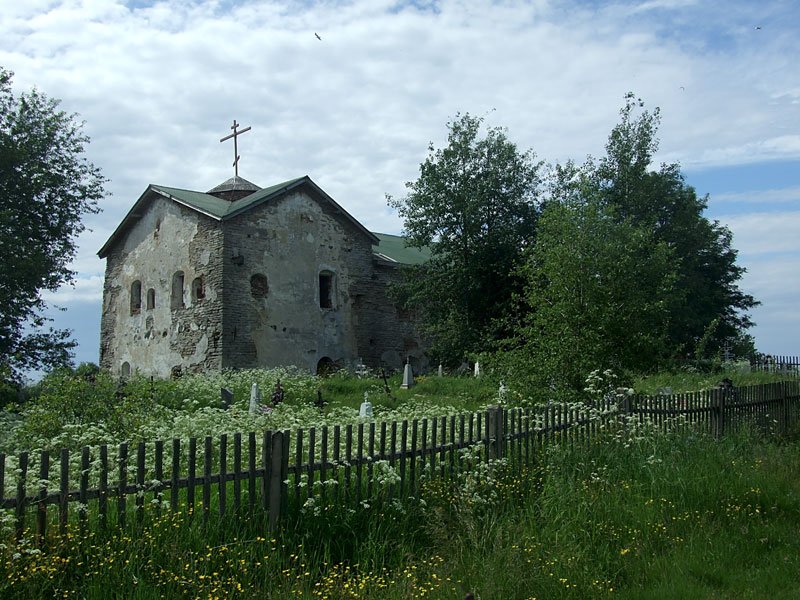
[268,431,286,531]
[487,406,504,460]
[616,388,632,425]
[712,388,726,438]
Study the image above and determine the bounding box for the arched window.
[250,273,269,299]
[319,270,334,309]
[171,271,185,309]
[130,280,142,315]
[121,362,131,378]
[146,288,156,310]
[191,276,205,302]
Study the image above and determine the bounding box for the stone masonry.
[98,175,427,378]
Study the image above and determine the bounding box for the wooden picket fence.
[2,380,799,545]
[750,355,800,374]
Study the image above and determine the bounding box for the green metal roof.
[98,176,383,257]
[151,176,307,219]
[372,233,430,265]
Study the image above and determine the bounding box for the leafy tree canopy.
[596,93,758,358]
[0,67,106,387]
[387,113,542,364]
[508,162,677,398]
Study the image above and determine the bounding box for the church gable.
[220,186,375,372]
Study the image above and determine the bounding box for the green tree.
[387,113,542,364]
[597,93,758,359]
[0,68,106,386]
[507,163,676,398]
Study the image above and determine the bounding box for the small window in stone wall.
[171,271,185,309]
[121,362,131,378]
[250,273,269,299]
[130,280,142,315]
[192,276,205,302]
[147,288,156,310]
[319,271,334,309]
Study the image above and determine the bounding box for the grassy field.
[2,367,799,598]
[3,419,799,599]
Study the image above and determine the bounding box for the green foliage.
[388,112,542,364]
[597,93,758,357]
[490,94,759,398]
[0,67,106,385]
[503,172,675,400]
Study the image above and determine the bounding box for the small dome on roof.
[207,176,261,201]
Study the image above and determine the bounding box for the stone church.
[97,172,428,379]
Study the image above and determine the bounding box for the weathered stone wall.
[100,185,428,378]
[99,195,224,378]
[351,262,428,373]
[221,189,371,373]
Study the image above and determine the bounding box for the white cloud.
[713,186,800,205]
[718,211,800,256]
[2,0,799,360]
[42,275,104,303]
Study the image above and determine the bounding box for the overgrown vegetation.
[3,412,798,599]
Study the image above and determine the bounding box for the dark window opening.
[171,271,185,309]
[130,280,142,315]
[316,357,338,376]
[121,362,131,378]
[250,273,269,299]
[192,276,205,302]
[319,271,334,309]
[146,288,155,310]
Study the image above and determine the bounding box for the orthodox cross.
[220,120,251,177]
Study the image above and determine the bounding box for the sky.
[1,0,798,374]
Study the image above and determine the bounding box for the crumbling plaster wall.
[99,196,224,377]
[221,190,371,372]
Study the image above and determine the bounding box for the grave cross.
[722,338,734,362]
[219,120,252,177]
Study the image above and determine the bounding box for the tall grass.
[3,421,799,599]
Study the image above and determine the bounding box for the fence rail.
[2,380,799,545]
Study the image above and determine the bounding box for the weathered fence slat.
[187,438,196,518]
[37,451,48,545]
[248,432,256,513]
[219,434,227,518]
[307,428,316,502]
[80,446,90,531]
[367,422,375,499]
[320,426,328,501]
[15,452,28,541]
[356,424,364,503]
[233,433,242,513]
[99,445,108,528]
[154,440,164,517]
[136,442,146,524]
[332,425,341,502]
